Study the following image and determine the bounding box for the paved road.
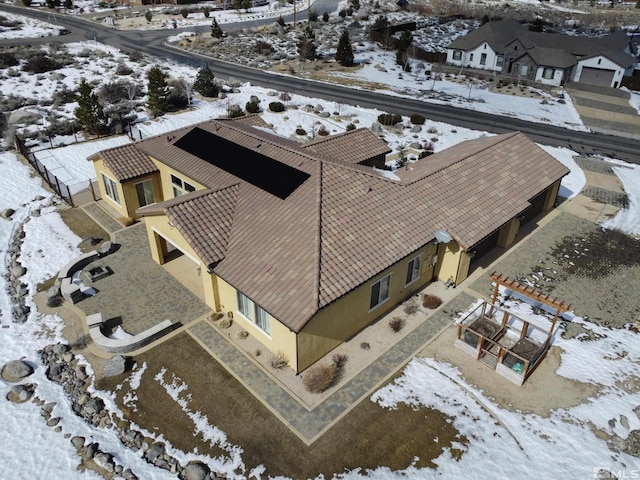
[2,3,639,163]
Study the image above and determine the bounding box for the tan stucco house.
[89,117,569,372]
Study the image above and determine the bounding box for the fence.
[14,136,101,208]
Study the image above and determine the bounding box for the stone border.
[87,313,176,354]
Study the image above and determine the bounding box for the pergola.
[455,272,571,385]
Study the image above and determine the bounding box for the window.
[543,67,554,79]
[135,180,155,207]
[453,50,462,61]
[597,58,602,65]
[405,255,421,286]
[237,291,270,335]
[480,53,487,66]
[370,274,391,310]
[101,173,120,204]
[469,53,474,61]
[496,55,504,68]
[520,65,528,76]
[171,174,196,197]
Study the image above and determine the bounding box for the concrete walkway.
[566,82,640,140]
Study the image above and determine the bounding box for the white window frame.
[405,255,422,286]
[520,64,528,76]
[480,53,487,66]
[369,274,391,311]
[101,173,120,205]
[135,179,155,207]
[496,55,504,68]
[543,67,554,79]
[236,291,271,335]
[171,173,196,197]
[452,50,462,61]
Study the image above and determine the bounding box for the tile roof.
[300,128,392,164]
[89,143,158,181]
[111,121,567,333]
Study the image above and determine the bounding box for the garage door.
[579,67,615,86]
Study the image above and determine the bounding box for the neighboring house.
[89,117,569,372]
[446,19,638,87]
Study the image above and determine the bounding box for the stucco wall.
[93,158,129,218]
[150,158,207,200]
[297,244,437,372]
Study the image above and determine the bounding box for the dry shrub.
[218,318,232,329]
[389,317,405,333]
[270,351,288,369]
[360,342,370,350]
[423,294,442,309]
[235,330,248,340]
[303,363,336,393]
[403,301,418,315]
[209,312,225,322]
[332,353,347,369]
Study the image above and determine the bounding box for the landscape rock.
[7,383,34,403]
[370,123,382,134]
[1,208,15,219]
[145,443,165,463]
[410,125,422,133]
[183,461,210,480]
[1,359,34,381]
[85,442,98,459]
[98,240,112,256]
[103,355,127,377]
[71,436,85,449]
[93,452,115,472]
[83,398,104,417]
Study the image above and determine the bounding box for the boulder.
[93,452,115,473]
[103,355,127,377]
[183,461,210,480]
[1,208,15,219]
[370,123,382,134]
[7,384,34,403]
[145,443,165,463]
[2,359,34,382]
[98,240,112,256]
[71,436,86,449]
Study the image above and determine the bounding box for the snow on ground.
[1,5,640,479]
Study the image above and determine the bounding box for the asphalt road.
[1,3,639,163]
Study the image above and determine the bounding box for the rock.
[409,141,422,149]
[121,468,137,480]
[75,365,88,381]
[370,123,382,134]
[93,452,115,472]
[410,125,422,133]
[62,353,74,363]
[183,461,210,480]
[249,95,259,104]
[47,417,61,427]
[84,398,104,416]
[71,436,85,449]
[7,384,34,403]
[608,418,617,429]
[104,355,127,377]
[145,443,165,463]
[9,263,26,279]
[269,22,284,35]
[622,429,640,457]
[98,240,112,256]
[77,393,90,406]
[317,111,330,118]
[621,415,630,429]
[2,359,34,381]
[52,344,69,355]
[85,442,98,459]
[1,208,15,219]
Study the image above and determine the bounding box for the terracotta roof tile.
[301,128,391,165]
[93,143,158,181]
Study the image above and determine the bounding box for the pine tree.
[396,30,413,71]
[146,66,170,117]
[74,78,106,135]
[297,25,316,61]
[193,66,219,98]
[211,17,223,38]
[335,30,354,66]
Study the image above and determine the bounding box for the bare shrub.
[235,330,248,340]
[303,363,336,393]
[218,318,232,329]
[270,351,288,369]
[360,342,370,350]
[332,353,347,369]
[70,333,91,350]
[389,317,405,332]
[423,294,442,309]
[403,301,418,315]
[209,312,225,322]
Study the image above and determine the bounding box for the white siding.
[534,67,563,86]
[573,56,626,87]
[446,42,502,72]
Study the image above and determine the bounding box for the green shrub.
[418,150,434,159]
[180,7,188,18]
[229,109,245,118]
[345,123,356,131]
[410,113,425,125]
[377,113,402,126]
[295,127,307,136]
[245,101,261,113]
[268,101,285,112]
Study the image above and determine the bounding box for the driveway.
[566,82,640,140]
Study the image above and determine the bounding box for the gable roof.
[300,128,392,164]
[449,19,636,68]
[97,121,568,333]
[89,143,158,181]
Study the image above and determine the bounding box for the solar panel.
[174,127,309,200]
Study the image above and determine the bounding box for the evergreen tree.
[335,30,354,66]
[146,66,170,117]
[297,25,316,61]
[74,78,106,135]
[193,66,219,98]
[64,0,73,9]
[211,17,223,38]
[396,30,413,71]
